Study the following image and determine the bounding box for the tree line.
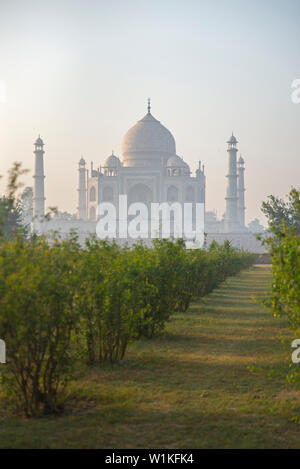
[262,187,300,384]
[0,164,255,416]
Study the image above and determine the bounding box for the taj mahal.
[22,100,265,252]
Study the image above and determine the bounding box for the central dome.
[122,105,176,167]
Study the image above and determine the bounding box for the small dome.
[103,153,121,168]
[238,155,244,164]
[167,155,190,176]
[35,136,44,146]
[227,133,238,144]
[79,157,86,165]
[167,155,186,167]
[182,160,191,175]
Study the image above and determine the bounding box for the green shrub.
[262,188,300,386]
[0,235,81,416]
[0,232,255,415]
[77,239,151,364]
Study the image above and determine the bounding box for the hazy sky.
[0,0,299,224]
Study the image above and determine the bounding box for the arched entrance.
[128,183,153,206]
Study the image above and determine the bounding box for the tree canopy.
[261,187,300,235]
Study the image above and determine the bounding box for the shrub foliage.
[262,188,300,385]
[263,188,300,326]
[0,232,254,415]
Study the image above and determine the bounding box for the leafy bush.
[262,188,300,386]
[262,188,300,328]
[77,239,152,364]
[0,235,81,416]
[267,227,300,328]
[0,231,254,415]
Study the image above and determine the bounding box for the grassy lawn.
[1,264,299,449]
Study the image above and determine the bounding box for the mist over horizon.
[0,0,299,226]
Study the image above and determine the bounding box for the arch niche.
[128,183,153,206]
[103,186,114,202]
[167,185,179,203]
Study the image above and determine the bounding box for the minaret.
[196,160,206,205]
[237,155,246,229]
[224,133,240,233]
[33,135,45,219]
[78,157,87,220]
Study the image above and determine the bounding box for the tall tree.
[261,187,300,235]
[0,162,29,240]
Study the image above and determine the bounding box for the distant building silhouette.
[26,100,264,252]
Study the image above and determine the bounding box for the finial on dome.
[147,97,151,114]
[227,133,238,145]
[34,135,44,146]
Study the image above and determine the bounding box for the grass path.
[1,265,300,448]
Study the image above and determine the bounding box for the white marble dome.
[167,155,185,167]
[167,155,190,176]
[103,153,121,167]
[182,161,191,175]
[122,107,176,167]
